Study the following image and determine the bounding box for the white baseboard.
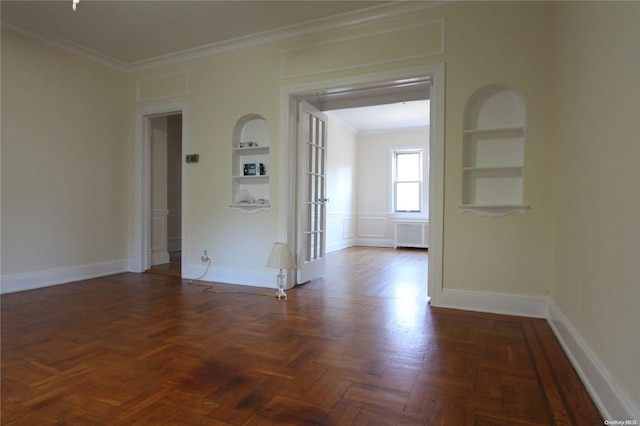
[438,288,549,318]
[438,290,638,421]
[355,238,394,248]
[151,251,170,266]
[182,263,276,289]
[328,239,422,252]
[0,260,129,294]
[326,239,357,253]
[547,301,640,421]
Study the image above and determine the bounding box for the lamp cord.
[185,259,274,298]
[187,258,211,283]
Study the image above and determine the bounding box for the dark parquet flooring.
[1,247,602,425]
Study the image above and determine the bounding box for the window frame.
[390,147,427,216]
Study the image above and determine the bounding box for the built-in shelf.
[229,203,270,213]
[231,175,270,181]
[463,127,524,135]
[230,114,270,212]
[233,146,269,155]
[460,84,527,217]
[458,204,529,217]
[462,166,523,172]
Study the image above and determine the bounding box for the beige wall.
[442,2,555,297]
[128,2,555,297]
[551,1,640,416]
[130,45,284,274]
[1,29,128,278]
[127,9,443,277]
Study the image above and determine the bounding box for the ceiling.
[1,0,400,67]
[327,100,430,133]
[1,0,435,132]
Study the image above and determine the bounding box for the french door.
[296,101,328,284]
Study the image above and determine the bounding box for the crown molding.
[2,1,454,74]
[126,1,452,73]
[1,15,129,73]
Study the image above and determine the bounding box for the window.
[392,150,423,212]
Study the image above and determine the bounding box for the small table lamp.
[266,243,296,300]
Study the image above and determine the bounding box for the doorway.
[132,102,187,276]
[146,114,183,277]
[323,99,430,248]
[300,97,429,288]
[280,65,445,305]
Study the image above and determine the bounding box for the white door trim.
[131,102,188,273]
[279,64,445,304]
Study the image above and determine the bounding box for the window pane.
[396,182,420,211]
[396,153,420,181]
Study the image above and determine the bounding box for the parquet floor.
[1,247,602,425]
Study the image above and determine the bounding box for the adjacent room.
[2,1,638,424]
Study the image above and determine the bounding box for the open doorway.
[302,99,429,297]
[132,103,187,276]
[324,99,430,252]
[146,113,183,277]
[281,67,444,305]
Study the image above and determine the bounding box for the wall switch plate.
[185,154,199,163]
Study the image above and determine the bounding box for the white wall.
[1,29,129,292]
[325,118,357,252]
[324,123,429,251]
[356,128,429,247]
[550,2,640,419]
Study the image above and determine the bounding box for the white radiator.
[394,220,429,248]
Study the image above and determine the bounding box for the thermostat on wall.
[185,154,199,163]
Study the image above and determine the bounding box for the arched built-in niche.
[459,84,528,217]
[230,114,270,212]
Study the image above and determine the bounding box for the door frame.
[131,102,188,274]
[279,64,445,305]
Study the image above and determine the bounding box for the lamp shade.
[266,243,296,270]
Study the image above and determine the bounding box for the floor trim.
[547,301,640,421]
[439,288,549,318]
[1,260,128,294]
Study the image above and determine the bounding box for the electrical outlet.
[200,250,209,262]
